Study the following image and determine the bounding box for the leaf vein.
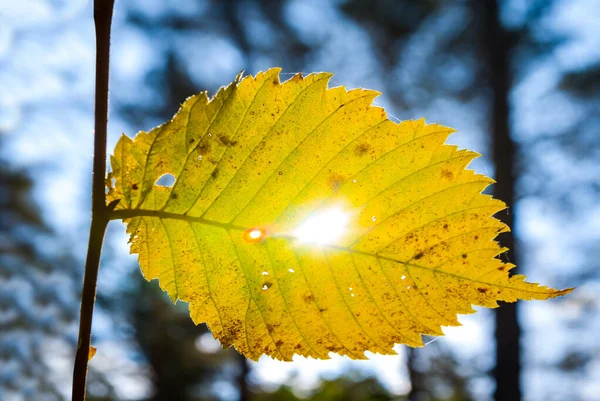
[377,205,505,255]
[187,221,226,343]
[374,257,435,337]
[227,230,287,360]
[230,91,380,224]
[159,218,179,300]
[182,70,280,216]
[163,85,236,210]
[274,127,452,224]
[291,248,358,358]
[200,74,332,219]
[348,252,405,344]
[323,249,388,353]
[264,243,321,358]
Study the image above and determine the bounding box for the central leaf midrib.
[110,208,549,296]
[111,209,248,231]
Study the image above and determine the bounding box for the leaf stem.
[72,1,115,400]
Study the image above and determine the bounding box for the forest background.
[1,1,598,400]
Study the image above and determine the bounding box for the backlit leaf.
[107,68,572,360]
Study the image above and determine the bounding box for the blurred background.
[1,0,598,400]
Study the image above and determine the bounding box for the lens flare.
[243,227,266,243]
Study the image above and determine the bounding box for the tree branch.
[72,1,115,400]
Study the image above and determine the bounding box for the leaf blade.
[108,69,572,360]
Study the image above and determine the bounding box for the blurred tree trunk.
[407,348,421,401]
[236,353,251,401]
[479,1,522,401]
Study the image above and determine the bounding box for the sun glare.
[243,228,266,243]
[292,207,350,245]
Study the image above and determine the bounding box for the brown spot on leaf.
[303,294,313,303]
[441,169,453,179]
[275,340,284,347]
[197,141,211,155]
[131,183,138,190]
[477,288,488,293]
[443,223,449,230]
[414,252,424,260]
[230,319,244,340]
[354,143,371,156]
[211,168,220,179]
[327,173,345,191]
[462,253,467,259]
[218,134,238,147]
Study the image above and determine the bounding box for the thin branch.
[72,1,115,400]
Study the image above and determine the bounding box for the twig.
[72,1,115,400]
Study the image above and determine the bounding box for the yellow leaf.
[88,346,96,361]
[107,68,572,361]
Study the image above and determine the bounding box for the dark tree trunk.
[479,1,522,401]
[236,353,251,401]
[407,348,421,401]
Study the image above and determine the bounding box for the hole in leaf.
[155,173,176,187]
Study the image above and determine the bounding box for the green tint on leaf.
[107,68,572,360]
